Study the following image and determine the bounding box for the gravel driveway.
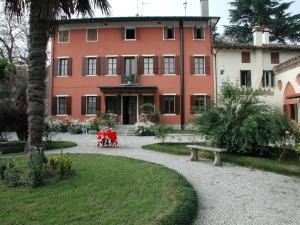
[50,133,300,225]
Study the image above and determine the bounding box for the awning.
[286,93,300,99]
[99,85,157,94]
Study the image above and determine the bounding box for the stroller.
[97,128,118,148]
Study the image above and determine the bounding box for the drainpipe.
[179,20,185,130]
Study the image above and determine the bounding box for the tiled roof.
[58,16,220,25]
[213,42,300,51]
[273,56,300,74]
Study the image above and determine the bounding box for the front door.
[123,96,137,124]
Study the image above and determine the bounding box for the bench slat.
[187,145,227,153]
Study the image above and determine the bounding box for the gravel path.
[50,133,300,225]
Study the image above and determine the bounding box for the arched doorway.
[283,82,298,122]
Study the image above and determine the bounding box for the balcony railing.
[121,74,138,85]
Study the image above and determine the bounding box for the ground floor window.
[86,96,97,115]
[164,95,175,114]
[57,97,67,115]
[262,70,275,88]
[240,70,251,87]
[106,96,118,114]
[142,95,155,114]
[191,95,207,113]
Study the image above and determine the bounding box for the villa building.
[49,16,219,128]
[214,27,300,106]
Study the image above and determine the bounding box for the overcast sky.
[94,0,300,33]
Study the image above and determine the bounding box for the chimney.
[200,0,209,17]
[262,28,270,44]
[252,26,264,46]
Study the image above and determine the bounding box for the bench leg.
[190,149,199,161]
[213,152,222,166]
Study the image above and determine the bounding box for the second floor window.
[164,25,174,39]
[58,30,69,43]
[87,58,97,75]
[87,29,98,41]
[144,57,154,74]
[58,58,68,76]
[86,96,97,114]
[107,57,117,75]
[240,70,251,87]
[271,52,280,64]
[262,71,275,88]
[241,52,251,63]
[194,26,204,39]
[164,56,175,74]
[194,56,205,74]
[57,97,67,115]
[125,27,136,40]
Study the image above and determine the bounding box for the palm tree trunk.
[27,6,50,153]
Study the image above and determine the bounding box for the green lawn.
[142,143,300,177]
[0,154,197,225]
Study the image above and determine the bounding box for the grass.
[0,154,197,225]
[0,141,77,154]
[142,143,300,177]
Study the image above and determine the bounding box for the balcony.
[121,74,138,85]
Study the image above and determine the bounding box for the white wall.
[215,48,300,105]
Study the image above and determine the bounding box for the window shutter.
[67,58,72,76]
[122,27,125,40]
[139,56,144,75]
[52,97,57,115]
[117,56,124,75]
[175,56,180,75]
[96,96,101,112]
[175,95,180,115]
[163,26,167,39]
[205,56,210,75]
[154,56,159,75]
[101,57,107,75]
[161,56,165,75]
[53,58,58,76]
[67,96,72,115]
[117,95,122,115]
[247,71,252,86]
[206,95,212,110]
[240,71,244,86]
[82,57,86,76]
[96,57,101,75]
[271,53,279,64]
[159,95,165,114]
[190,56,195,75]
[81,96,86,115]
[242,52,250,63]
[190,95,196,114]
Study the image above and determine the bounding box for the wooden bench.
[187,145,227,166]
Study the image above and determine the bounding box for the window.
[262,71,275,88]
[87,29,98,41]
[144,57,154,74]
[164,25,174,39]
[194,56,205,74]
[191,95,206,113]
[57,97,67,115]
[241,52,251,63]
[106,96,118,114]
[271,52,280,64]
[164,96,175,114]
[240,70,251,86]
[143,95,155,114]
[58,30,69,43]
[194,26,204,39]
[86,96,97,115]
[107,57,117,75]
[164,56,175,74]
[58,58,68,76]
[125,27,136,40]
[87,57,97,75]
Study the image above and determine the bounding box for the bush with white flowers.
[135,121,158,136]
[44,117,65,141]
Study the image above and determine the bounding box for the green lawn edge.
[0,154,198,225]
[142,143,300,178]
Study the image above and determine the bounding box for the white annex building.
[213,27,300,106]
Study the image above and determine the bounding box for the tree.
[224,0,300,43]
[1,0,111,153]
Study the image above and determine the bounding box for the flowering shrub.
[67,117,98,134]
[135,121,158,136]
[274,134,297,161]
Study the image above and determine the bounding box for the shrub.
[135,121,158,136]
[48,151,72,177]
[44,117,64,141]
[67,118,83,134]
[139,103,162,124]
[196,81,295,156]
[154,124,172,143]
[27,148,48,187]
[0,160,7,180]
[4,159,22,187]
